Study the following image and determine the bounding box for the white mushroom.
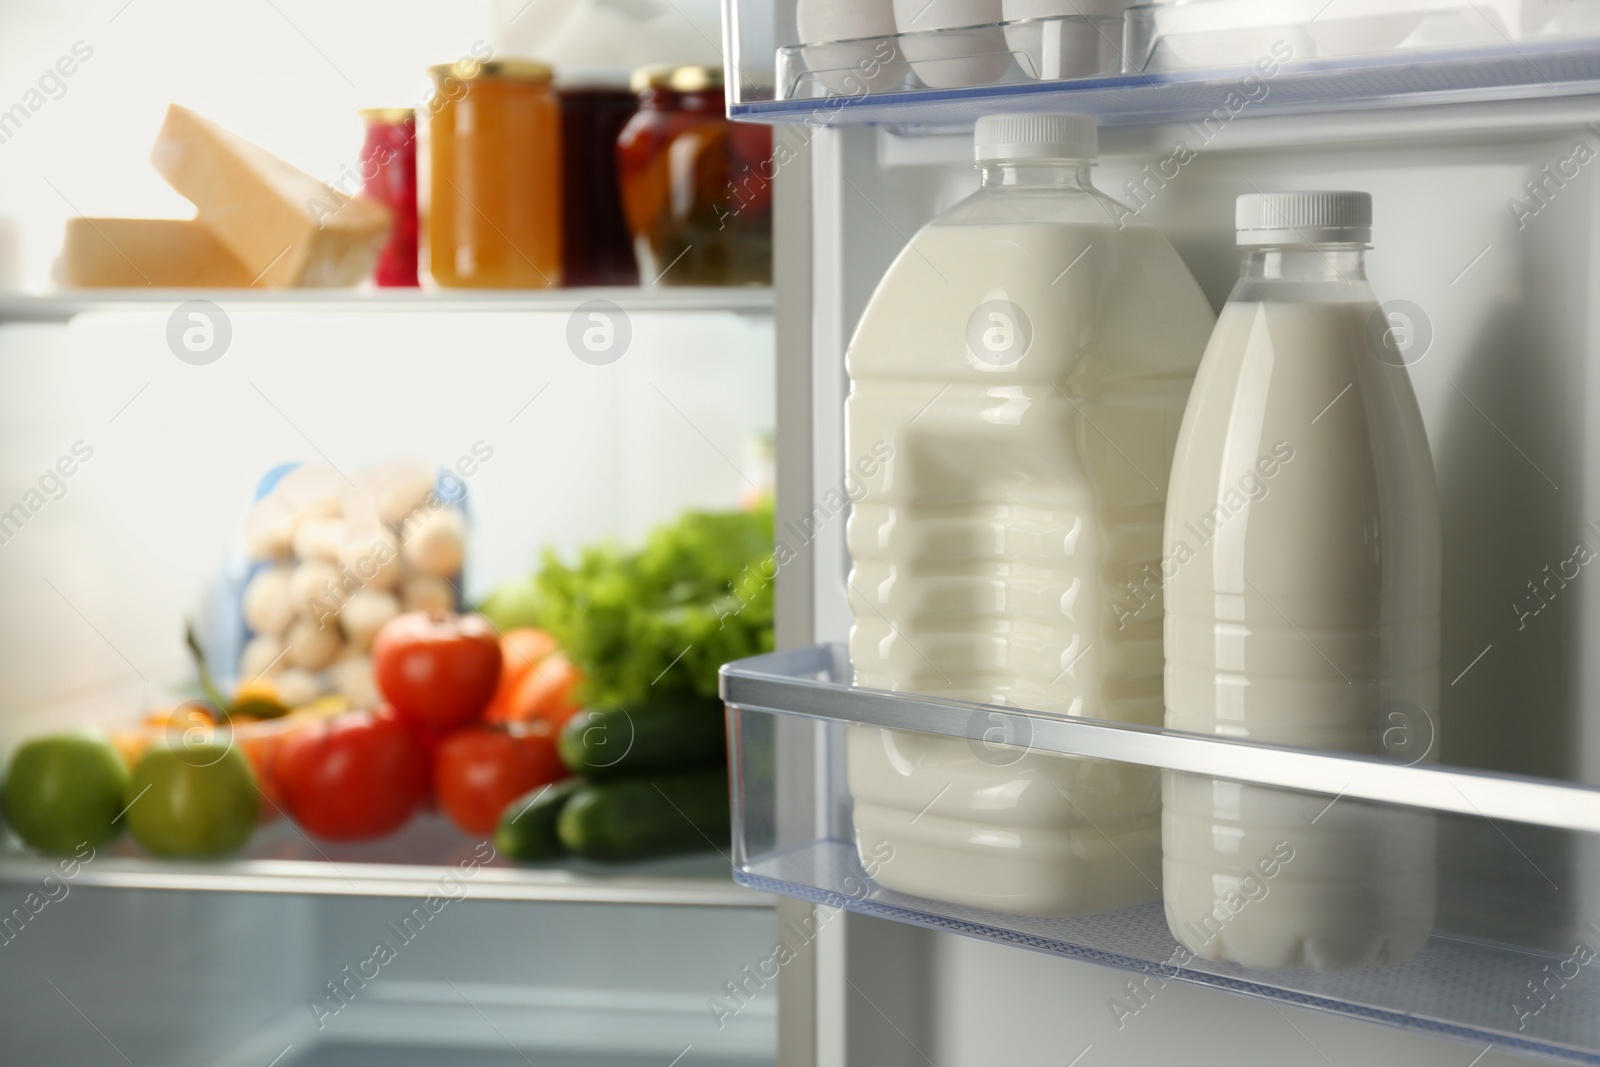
[239,634,287,681]
[292,517,347,563]
[274,465,344,526]
[242,567,294,637]
[284,617,343,671]
[270,667,323,708]
[370,461,438,527]
[288,560,346,622]
[339,526,401,592]
[402,507,467,578]
[340,590,400,652]
[402,574,455,614]
[243,494,296,561]
[338,483,383,530]
[330,652,379,708]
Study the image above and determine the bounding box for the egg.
[1000,0,1129,80]
[794,0,904,95]
[893,0,1011,88]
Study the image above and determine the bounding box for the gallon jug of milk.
[1162,191,1441,970]
[845,113,1216,916]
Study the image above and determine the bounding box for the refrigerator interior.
[761,98,1600,1065]
[0,2,780,1063]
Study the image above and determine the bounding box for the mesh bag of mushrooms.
[239,461,469,709]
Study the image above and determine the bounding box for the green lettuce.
[536,503,775,709]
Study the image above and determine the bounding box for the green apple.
[3,732,129,854]
[125,743,259,857]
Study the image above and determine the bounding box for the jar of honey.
[426,59,561,289]
[616,64,773,287]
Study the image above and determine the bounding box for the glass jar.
[557,71,639,287]
[426,59,561,289]
[358,108,419,288]
[616,64,773,287]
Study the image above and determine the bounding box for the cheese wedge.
[150,104,391,288]
[59,217,254,288]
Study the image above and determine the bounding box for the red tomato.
[373,612,503,732]
[435,723,568,836]
[276,707,428,840]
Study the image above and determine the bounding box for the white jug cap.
[975,113,1098,162]
[1237,191,1372,246]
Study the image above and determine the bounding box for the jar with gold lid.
[426,59,561,289]
[616,64,773,287]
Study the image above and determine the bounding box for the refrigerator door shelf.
[721,645,1600,1064]
[773,16,1125,101]
[727,0,1600,131]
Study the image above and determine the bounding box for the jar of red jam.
[557,70,639,287]
[358,108,419,288]
[616,64,773,287]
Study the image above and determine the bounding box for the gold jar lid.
[429,58,555,83]
[629,64,675,94]
[358,107,416,124]
[630,63,724,94]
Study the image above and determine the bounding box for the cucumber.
[557,771,730,863]
[558,699,725,780]
[494,779,583,863]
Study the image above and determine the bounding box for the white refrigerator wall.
[795,101,1600,1064]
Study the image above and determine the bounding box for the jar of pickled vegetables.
[426,59,561,289]
[616,65,773,287]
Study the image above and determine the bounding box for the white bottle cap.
[1236,191,1372,247]
[974,113,1098,162]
